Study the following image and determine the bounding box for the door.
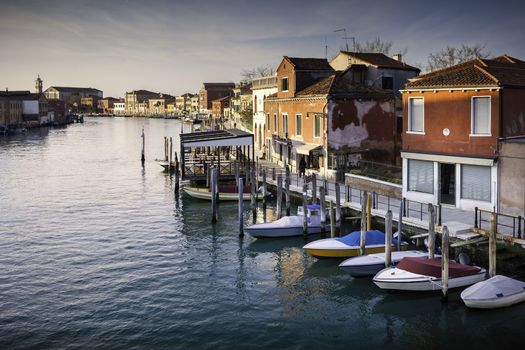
[440,163,456,205]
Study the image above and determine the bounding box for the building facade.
[44,87,102,111]
[401,55,525,214]
[198,83,235,113]
[252,75,278,157]
[125,90,161,115]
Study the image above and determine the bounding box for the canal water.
[0,117,523,349]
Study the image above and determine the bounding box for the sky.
[1,0,524,98]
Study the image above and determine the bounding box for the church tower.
[35,75,43,94]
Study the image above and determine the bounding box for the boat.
[303,230,408,259]
[461,275,525,309]
[373,257,486,291]
[339,250,435,277]
[245,204,328,238]
[183,185,252,201]
[157,160,176,172]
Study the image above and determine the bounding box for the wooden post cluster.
[385,210,393,267]
[320,186,326,238]
[360,191,368,256]
[277,174,283,219]
[441,225,450,302]
[428,204,435,259]
[302,183,308,239]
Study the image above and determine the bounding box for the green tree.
[240,108,253,131]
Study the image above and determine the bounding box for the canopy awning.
[181,128,253,148]
[296,144,322,155]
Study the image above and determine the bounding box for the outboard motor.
[457,251,471,265]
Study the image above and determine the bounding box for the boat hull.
[339,251,431,277]
[183,186,251,201]
[460,275,525,309]
[373,267,486,291]
[246,225,324,238]
[304,244,408,259]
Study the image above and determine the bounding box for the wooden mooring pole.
[335,182,341,236]
[211,167,217,224]
[164,136,168,161]
[441,225,450,302]
[385,210,393,267]
[262,169,267,210]
[238,177,244,237]
[311,173,317,204]
[428,204,435,259]
[169,137,173,172]
[330,201,335,238]
[360,191,368,256]
[489,213,497,278]
[277,174,283,219]
[397,198,404,251]
[366,192,372,231]
[320,186,326,238]
[285,168,291,216]
[251,168,257,222]
[141,128,145,164]
[302,183,308,239]
[174,152,180,196]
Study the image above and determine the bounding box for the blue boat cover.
[335,230,393,246]
[307,204,321,210]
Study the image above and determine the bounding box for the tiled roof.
[285,57,334,71]
[296,73,393,98]
[47,86,102,93]
[406,55,525,89]
[340,52,420,72]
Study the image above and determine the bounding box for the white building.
[114,101,125,115]
[251,75,277,158]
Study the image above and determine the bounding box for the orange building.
[401,55,525,214]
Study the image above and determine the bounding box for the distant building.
[401,54,525,215]
[148,94,175,116]
[0,90,26,128]
[80,95,101,112]
[198,83,235,113]
[44,86,102,111]
[47,99,66,124]
[125,90,160,115]
[98,97,120,114]
[113,100,125,115]
[252,75,278,158]
[211,96,231,118]
[230,82,252,129]
[190,95,199,113]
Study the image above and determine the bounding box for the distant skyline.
[1,0,524,98]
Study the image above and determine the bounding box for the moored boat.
[373,257,486,291]
[303,230,407,259]
[339,250,433,277]
[183,185,252,201]
[245,204,328,238]
[460,275,525,309]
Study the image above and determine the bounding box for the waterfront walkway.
[256,159,524,245]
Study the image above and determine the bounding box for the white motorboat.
[461,275,525,309]
[339,250,434,277]
[373,257,486,291]
[303,230,408,259]
[245,205,328,238]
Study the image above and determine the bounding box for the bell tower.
[35,75,43,94]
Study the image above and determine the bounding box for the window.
[282,113,288,134]
[408,159,433,193]
[408,97,424,133]
[281,77,289,92]
[382,76,393,90]
[472,97,491,135]
[461,165,491,202]
[296,114,302,136]
[267,114,270,130]
[273,113,277,132]
[314,114,321,138]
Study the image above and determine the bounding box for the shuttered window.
[461,165,491,202]
[408,98,424,132]
[408,159,433,193]
[472,97,490,135]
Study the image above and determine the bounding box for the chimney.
[392,54,402,62]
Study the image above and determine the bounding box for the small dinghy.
[183,185,252,201]
[339,250,432,277]
[461,275,525,309]
[373,257,486,291]
[303,230,407,259]
[245,205,328,238]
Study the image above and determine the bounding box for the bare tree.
[354,37,394,55]
[427,44,489,72]
[240,65,275,82]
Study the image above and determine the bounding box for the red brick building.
[211,96,231,118]
[401,55,525,214]
[264,56,397,179]
[199,83,235,113]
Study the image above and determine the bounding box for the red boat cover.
[397,257,481,278]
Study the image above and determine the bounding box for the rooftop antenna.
[334,28,349,51]
[343,36,356,51]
